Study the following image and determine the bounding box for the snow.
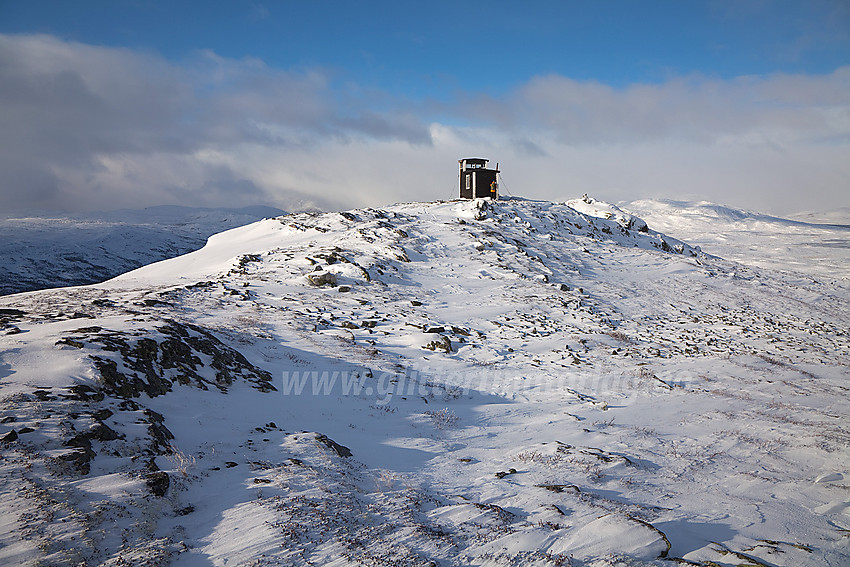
[0,205,285,296]
[566,195,649,234]
[621,199,850,281]
[1,196,848,566]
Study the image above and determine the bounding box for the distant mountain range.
[0,205,285,295]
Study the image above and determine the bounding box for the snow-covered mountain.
[1,197,848,566]
[621,199,850,281]
[0,205,286,296]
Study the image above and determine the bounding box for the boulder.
[307,272,338,287]
[145,471,170,497]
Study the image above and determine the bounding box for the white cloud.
[0,34,430,212]
[1,33,847,215]
[483,70,850,148]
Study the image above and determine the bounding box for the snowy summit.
[1,197,848,566]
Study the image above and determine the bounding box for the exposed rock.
[70,312,95,319]
[145,471,170,497]
[91,356,153,398]
[91,408,113,421]
[424,335,453,353]
[316,433,352,458]
[88,422,120,442]
[1,429,18,443]
[65,384,105,402]
[307,271,338,287]
[473,199,491,221]
[536,483,581,493]
[59,449,94,475]
[144,409,175,452]
[68,320,275,397]
[65,433,93,451]
[64,433,96,474]
[0,308,26,318]
[32,389,54,401]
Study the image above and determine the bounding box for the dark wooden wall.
[460,169,498,199]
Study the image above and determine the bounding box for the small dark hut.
[459,158,499,199]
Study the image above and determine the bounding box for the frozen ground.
[0,196,848,566]
[0,205,285,296]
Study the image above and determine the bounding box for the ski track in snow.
[0,197,848,566]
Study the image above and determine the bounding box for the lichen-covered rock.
[58,319,276,398]
[423,335,453,353]
[307,271,338,287]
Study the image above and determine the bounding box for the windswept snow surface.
[622,199,850,282]
[0,205,286,296]
[1,197,848,566]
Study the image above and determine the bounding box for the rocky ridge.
[1,197,847,566]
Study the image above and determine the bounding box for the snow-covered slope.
[788,207,850,225]
[1,197,848,566]
[621,199,850,281]
[566,195,649,234]
[0,205,286,296]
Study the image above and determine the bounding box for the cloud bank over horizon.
[2,33,848,216]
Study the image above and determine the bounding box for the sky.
[1,0,848,215]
